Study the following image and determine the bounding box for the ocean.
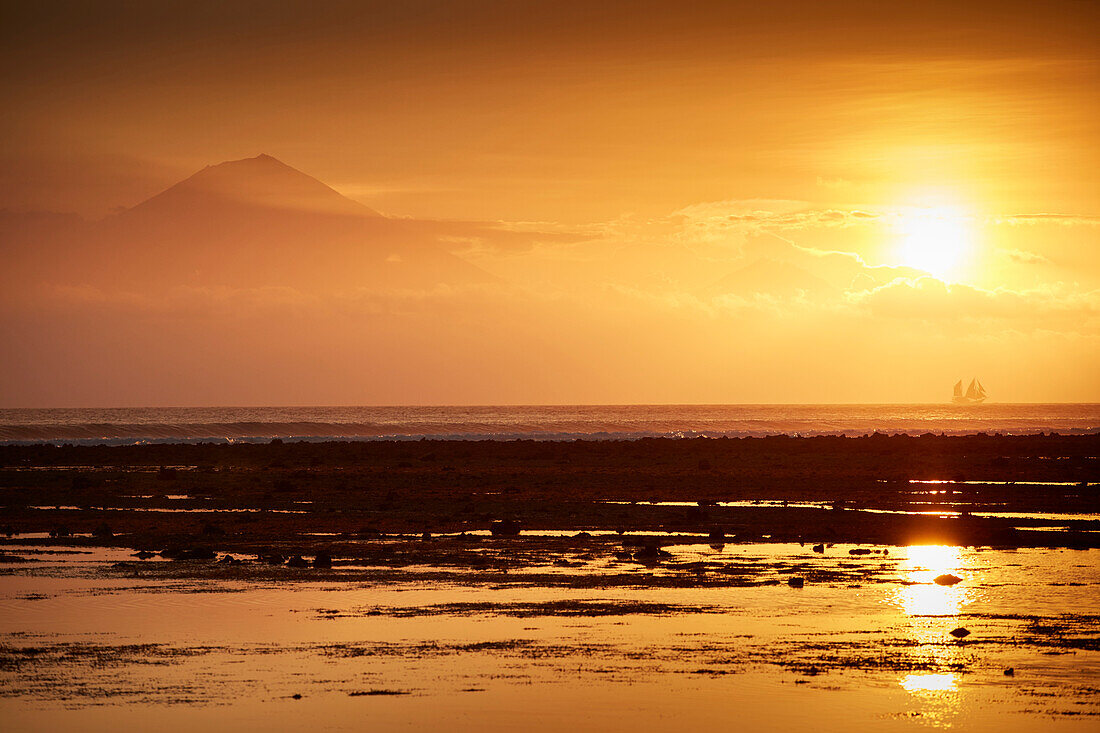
[0,403,1096,444]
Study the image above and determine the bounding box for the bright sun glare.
[896,207,972,281]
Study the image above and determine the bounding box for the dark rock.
[685,506,708,522]
[313,552,332,568]
[934,574,963,586]
[788,577,805,588]
[286,555,309,568]
[163,546,216,561]
[848,548,872,555]
[812,544,825,553]
[1003,668,1014,676]
[490,519,521,537]
[132,550,156,560]
[949,627,971,639]
[572,531,593,539]
[201,522,226,537]
[49,526,72,538]
[634,544,671,561]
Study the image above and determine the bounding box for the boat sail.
[952,378,987,404]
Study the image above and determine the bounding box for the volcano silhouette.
[123,153,381,221]
[31,154,497,292]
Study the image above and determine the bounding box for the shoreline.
[3,427,1100,446]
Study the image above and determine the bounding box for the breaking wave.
[0,404,1096,445]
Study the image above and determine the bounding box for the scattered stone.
[950,627,971,639]
[812,544,825,553]
[286,555,309,568]
[1004,668,1015,676]
[848,548,872,555]
[934,574,963,586]
[788,577,805,588]
[313,552,332,569]
[132,550,156,559]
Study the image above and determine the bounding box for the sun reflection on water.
[892,544,972,713]
[899,672,959,693]
[896,545,970,617]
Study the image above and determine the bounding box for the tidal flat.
[1,435,1097,731]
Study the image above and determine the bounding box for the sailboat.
[952,378,987,404]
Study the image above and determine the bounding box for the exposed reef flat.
[0,434,1097,561]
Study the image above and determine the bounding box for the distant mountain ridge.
[3,154,497,294]
[121,154,380,221]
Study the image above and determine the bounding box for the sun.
[895,207,972,281]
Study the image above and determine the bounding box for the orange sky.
[1,1,1098,405]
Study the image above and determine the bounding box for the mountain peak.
[204,153,292,172]
[126,154,378,219]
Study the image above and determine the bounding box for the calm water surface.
[1,543,1096,731]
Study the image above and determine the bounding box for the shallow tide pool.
[1,543,1097,732]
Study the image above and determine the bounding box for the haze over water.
[1,404,1096,444]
